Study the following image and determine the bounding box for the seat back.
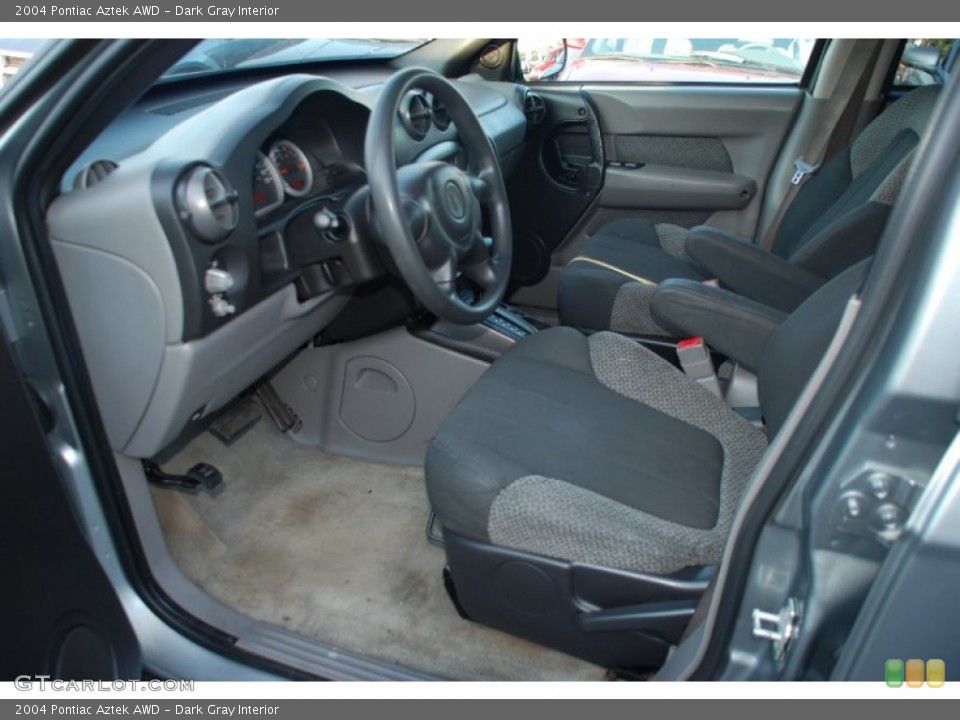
[770,87,940,278]
[758,259,871,436]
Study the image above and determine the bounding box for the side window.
[519,37,816,85]
[894,39,954,87]
[0,39,45,94]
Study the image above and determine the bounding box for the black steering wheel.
[364,68,512,325]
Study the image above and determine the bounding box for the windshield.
[162,38,430,79]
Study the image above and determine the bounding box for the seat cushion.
[558,219,706,334]
[425,327,768,574]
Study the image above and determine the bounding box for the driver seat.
[424,260,869,668]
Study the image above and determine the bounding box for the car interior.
[39,36,957,680]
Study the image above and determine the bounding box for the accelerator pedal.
[255,379,302,434]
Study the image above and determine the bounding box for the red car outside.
[527,38,585,80]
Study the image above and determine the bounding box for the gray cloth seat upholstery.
[426,261,870,576]
[558,86,939,335]
[426,327,766,574]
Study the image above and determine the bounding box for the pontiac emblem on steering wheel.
[445,180,466,219]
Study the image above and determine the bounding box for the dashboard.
[46,71,529,458]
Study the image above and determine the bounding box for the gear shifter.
[482,304,539,339]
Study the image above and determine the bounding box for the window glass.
[520,37,816,85]
[0,38,46,96]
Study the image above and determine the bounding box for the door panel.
[586,85,801,239]
[0,330,141,679]
[508,84,803,308]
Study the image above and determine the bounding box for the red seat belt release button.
[677,337,723,399]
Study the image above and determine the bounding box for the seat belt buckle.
[791,158,820,186]
[677,337,723,399]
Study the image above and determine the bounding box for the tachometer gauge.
[269,139,314,197]
[252,152,283,218]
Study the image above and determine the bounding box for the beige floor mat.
[151,409,605,681]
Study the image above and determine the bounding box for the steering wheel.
[364,68,512,325]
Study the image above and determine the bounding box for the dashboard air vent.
[177,166,239,243]
[431,95,451,131]
[479,44,505,69]
[523,92,547,125]
[73,160,118,190]
[400,91,432,141]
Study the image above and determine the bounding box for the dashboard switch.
[209,294,236,318]
[204,267,235,294]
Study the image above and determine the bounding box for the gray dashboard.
[46,71,527,457]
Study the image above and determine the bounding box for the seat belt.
[676,337,723,398]
[760,40,884,251]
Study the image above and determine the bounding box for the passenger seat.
[558,85,940,335]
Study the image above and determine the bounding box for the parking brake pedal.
[143,460,223,493]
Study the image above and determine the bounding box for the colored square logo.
[906,658,925,687]
[927,659,945,688]
[886,659,904,687]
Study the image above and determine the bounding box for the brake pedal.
[144,460,223,493]
[208,397,262,446]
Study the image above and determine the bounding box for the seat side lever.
[576,599,697,643]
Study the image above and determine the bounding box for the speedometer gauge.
[270,140,314,197]
[252,152,283,218]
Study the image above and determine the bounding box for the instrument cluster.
[252,139,315,218]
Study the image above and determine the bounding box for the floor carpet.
[151,406,606,681]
